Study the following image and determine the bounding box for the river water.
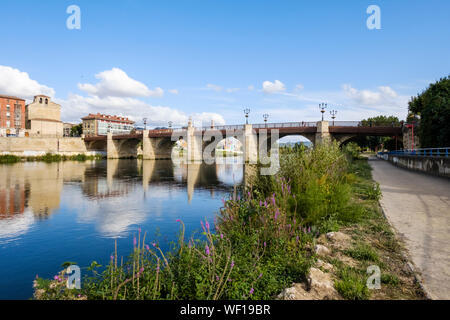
[0,157,245,299]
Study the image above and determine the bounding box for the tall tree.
[408,76,450,147]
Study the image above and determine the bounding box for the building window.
[6,121,10,127]
[39,98,43,103]
[45,98,48,104]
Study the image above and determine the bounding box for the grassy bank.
[32,143,424,300]
[0,153,104,164]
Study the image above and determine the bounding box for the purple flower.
[54,275,59,281]
[205,245,210,256]
[259,200,262,207]
[205,220,210,231]
[133,236,137,247]
[152,242,156,247]
[308,226,311,233]
[110,255,114,261]
[140,267,144,273]
[264,241,267,247]
[249,288,254,295]
[258,273,263,279]
[176,219,181,223]
[274,208,279,221]
[272,194,276,205]
[231,260,235,268]
[145,244,150,251]
[216,275,220,281]
[220,233,224,240]
[138,227,141,233]
[201,221,205,232]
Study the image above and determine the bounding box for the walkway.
[370,157,450,299]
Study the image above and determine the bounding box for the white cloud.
[248,85,255,91]
[295,84,304,91]
[342,84,399,106]
[225,88,240,93]
[206,84,223,92]
[168,89,179,95]
[78,68,163,98]
[262,80,286,94]
[0,65,55,99]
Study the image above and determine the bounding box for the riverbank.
[32,144,425,300]
[0,153,104,163]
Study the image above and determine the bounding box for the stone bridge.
[83,120,402,161]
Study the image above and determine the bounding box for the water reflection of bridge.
[0,158,250,221]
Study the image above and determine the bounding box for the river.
[0,157,245,299]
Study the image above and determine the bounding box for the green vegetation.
[334,266,369,300]
[32,142,423,300]
[0,153,103,164]
[70,124,83,137]
[352,115,402,151]
[408,76,450,148]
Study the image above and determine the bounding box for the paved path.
[370,157,450,299]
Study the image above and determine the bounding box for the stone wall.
[0,137,104,156]
[381,154,450,178]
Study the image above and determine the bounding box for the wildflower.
[205,220,210,231]
[145,244,150,251]
[133,236,137,247]
[140,267,144,273]
[205,245,210,256]
[264,241,266,247]
[152,242,156,247]
[231,260,235,268]
[258,273,263,279]
[54,275,59,281]
[138,227,141,233]
[201,221,205,232]
[220,233,224,240]
[216,275,220,281]
[110,255,114,261]
[248,191,251,198]
[308,226,311,233]
[272,193,276,205]
[259,200,262,207]
[176,219,181,222]
[296,235,299,243]
[249,288,254,295]
[274,208,279,221]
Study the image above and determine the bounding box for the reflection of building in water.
[0,183,27,217]
[0,163,64,218]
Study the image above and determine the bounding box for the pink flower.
[152,242,156,247]
[264,242,266,247]
[133,236,137,247]
[145,244,150,251]
[205,220,210,230]
[249,288,254,295]
[205,245,210,256]
[176,219,181,223]
[231,260,235,268]
[220,234,224,239]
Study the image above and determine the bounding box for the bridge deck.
[83,122,402,141]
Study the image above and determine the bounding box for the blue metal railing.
[379,147,450,158]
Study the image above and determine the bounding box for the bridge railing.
[252,122,317,129]
[379,147,450,157]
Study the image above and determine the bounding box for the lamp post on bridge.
[330,110,337,126]
[319,103,327,121]
[244,108,250,125]
[168,121,172,129]
[263,114,269,127]
[143,117,147,131]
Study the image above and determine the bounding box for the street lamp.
[330,110,337,126]
[263,114,269,127]
[107,122,111,133]
[244,108,250,124]
[319,103,327,121]
[143,117,147,130]
[168,121,173,129]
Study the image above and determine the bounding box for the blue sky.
[0,0,449,128]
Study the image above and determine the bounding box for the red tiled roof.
[81,113,135,124]
[0,94,25,101]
